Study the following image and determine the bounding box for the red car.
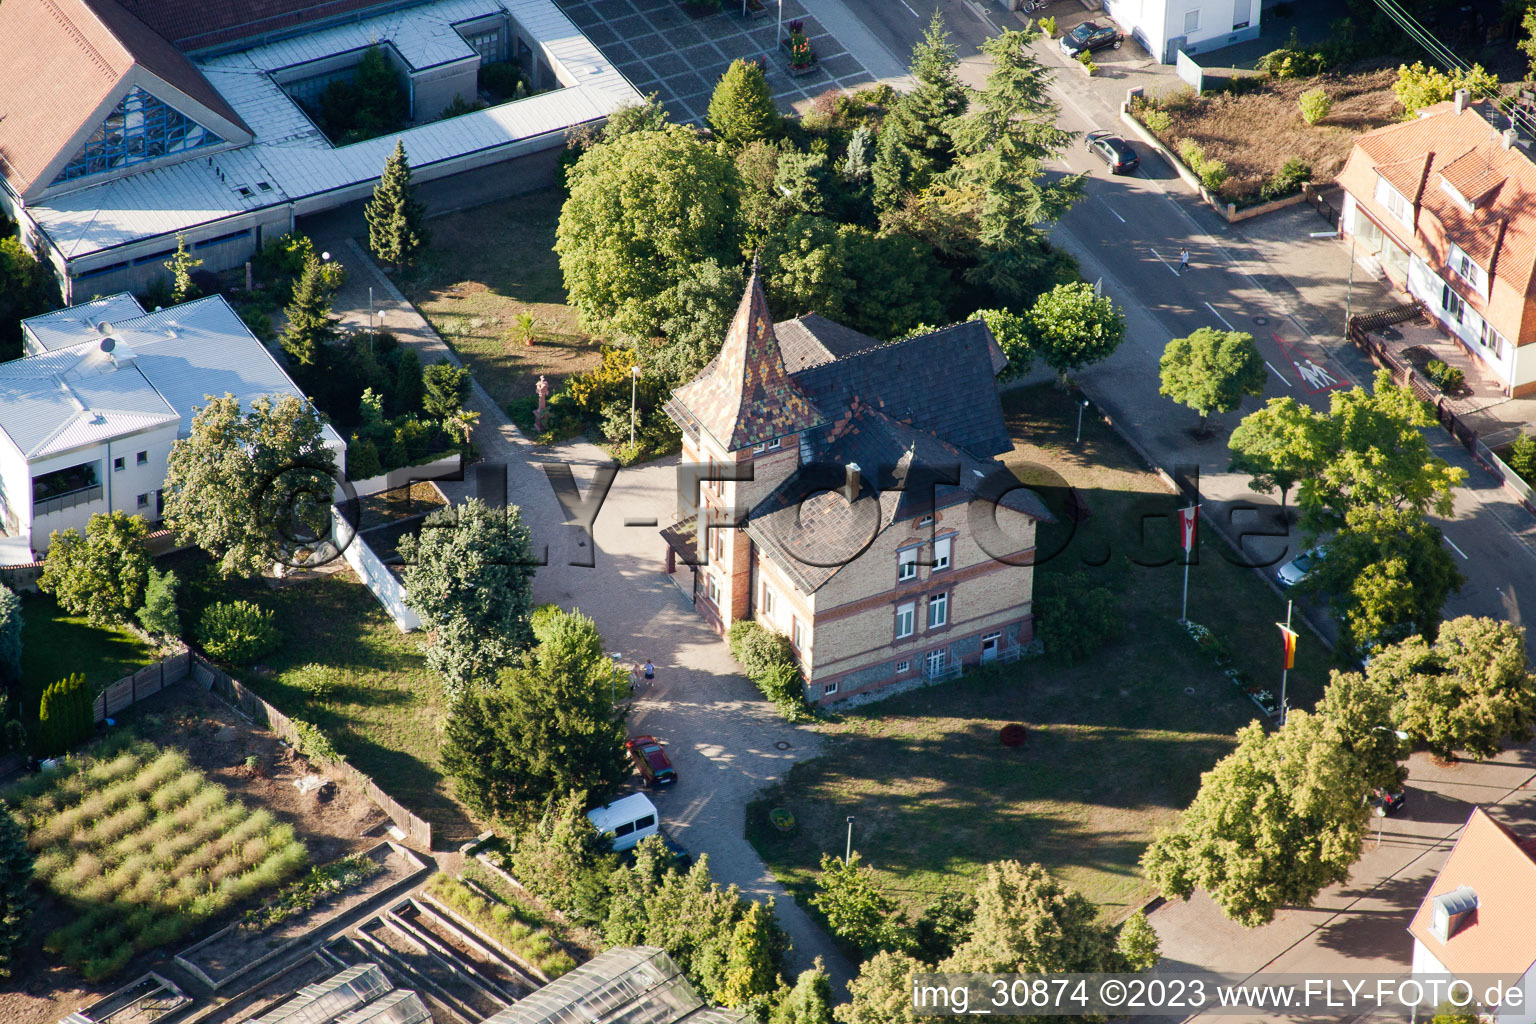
[626,736,677,787]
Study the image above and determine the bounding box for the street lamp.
[1076,399,1090,443]
[609,651,623,703]
[368,285,375,353]
[845,815,854,861]
[630,364,641,446]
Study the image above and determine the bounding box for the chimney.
[1453,89,1469,114]
[844,462,861,503]
[1503,127,1518,149]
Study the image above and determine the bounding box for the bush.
[1298,87,1332,124]
[1038,573,1120,665]
[1260,157,1311,201]
[1141,108,1172,134]
[197,600,278,665]
[1507,434,1536,481]
[480,62,526,102]
[1177,138,1206,174]
[1425,359,1465,394]
[290,718,342,764]
[1257,47,1327,78]
[37,673,92,757]
[1039,15,1057,36]
[1198,159,1229,191]
[137,568,181,638]
[726,621,812,720]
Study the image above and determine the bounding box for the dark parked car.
[626,735,677,787]
[1060,21,1123,57]
[1086,132,1139,174]
[1372,787,1406,815]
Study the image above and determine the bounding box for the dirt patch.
[0,682,388,1024]
[1144,69,1402,201]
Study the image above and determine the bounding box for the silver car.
[1276,546,1325,588]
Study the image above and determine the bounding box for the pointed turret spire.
[670,265,824,451]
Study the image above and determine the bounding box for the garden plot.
[10,740,310,982]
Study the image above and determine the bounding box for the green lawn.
[746,383,1334,923]
[19,593,156,716]
[171,552,475,844]
[400,186,602,410]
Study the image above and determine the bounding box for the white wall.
[27,424,178,552]
[333,506,420,631]
[1406,253,1523,390]
[0,441,32,541]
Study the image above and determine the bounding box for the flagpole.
[1178,504,1198,624]
[1280,599,1293,727]
[1180,544,1191,624]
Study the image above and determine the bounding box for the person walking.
[644,659,655,681]
[1179,248,1190,272]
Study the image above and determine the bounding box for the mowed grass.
[747,384,1333,921]
[172,552,473,842]
[19,593,156,716]
[9,740,307,981]
[401,186,602,409]
[1145,69,1401,201]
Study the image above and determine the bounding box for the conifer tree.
[871,12,968,212]
[137,568,181,637]
[0,584,20,692]
[365,140,428,267]
[164,234,203,304]
[707,59,778,148]
[280,254,339,367]
[0,804,33,978]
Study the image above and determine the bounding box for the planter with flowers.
[742,0,770,18]
[782,20,816,74]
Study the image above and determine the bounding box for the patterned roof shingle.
[670,267,825,452]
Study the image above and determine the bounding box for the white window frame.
[926,648,948,676]
[897,546,918,582]
[918,514,934,527]
[792,616,805,650]
[1374,175,1413,230]
[928,592,948,629]
[1480,320,1509,361]
[895,602,915,639]
[707,573,721,605]
[823,680,838,696]
[933,536,952,571]
[113,456,125,472]
[1441,282,1465,325]
[896,660,910,673]
[1183,8,1199,33]
[136,450,148,465]
[761,583,776,620]
[136,493,149,509]
[1447,243,1489,297]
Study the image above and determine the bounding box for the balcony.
[34,485,104,519]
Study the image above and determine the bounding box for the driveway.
[319,236,852,988]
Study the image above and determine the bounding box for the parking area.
[555,0,886,120]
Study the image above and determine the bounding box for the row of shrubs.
[506,347,680,465]
[726,620,814,721]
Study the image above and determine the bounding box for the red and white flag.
[1178,505,1199,554]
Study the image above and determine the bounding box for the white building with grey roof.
[0,292,344,565]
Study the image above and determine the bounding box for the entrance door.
[981,633,1001,663]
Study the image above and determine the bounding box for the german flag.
[1277,623,1298,670]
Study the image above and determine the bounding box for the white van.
[587,793,659,851]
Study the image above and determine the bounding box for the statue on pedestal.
[534,375,551,433]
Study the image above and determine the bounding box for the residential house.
[1336,91,1536,395]
[661,269,1050,705]
[1101,0,1262,64]
[0,292,345,564]
[1408,807,1536,1023]
[0,0,638,302]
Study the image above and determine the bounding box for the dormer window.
[1374,175,1413,229]
[1438,175,1475,214]
[1429,886,1478,944]
[1447,243,1488,297]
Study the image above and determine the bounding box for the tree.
[399,499,537,698]
[137,568,181,637]
[871,13,968,211]
[652,258,746,385]
[280,253,339,367]
[943,861,1120,974]
[37,673,92,757]
[1298,87,1333,124]
[720,898,786,1012]
[162,394,338,577]
[0,235,56,361]
[0,585,21,693]
[365,140,428,268]
[1303,506,1464,658]
[811,852,903,955]
[1158,328,1267,435]
[505,790,617,921]
[0,804,33,978]
[164,234,202,303]
[1314,667,1408,794]
[952,26,1074,177]
[707,59,778,147]
[423,359,473,419]
[836,950,930,1024]
[1026,282,1125,382]
[1392,61,1498,119]
[557,125,742,340]
[1524,5,1536,81]
[841,126,873,183]
[38,511,152,625]
[1227,396,1315,512]
[1141,712,1372,926]
[772,960,834,1024]
[1374,617,1536,761]
[969,308,1032,379]
[1037,571,1119,665]
[1115,911,1161,972]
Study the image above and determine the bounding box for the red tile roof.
[0,0,248,194]
[670,267,825,453]
[1408,808,1536,979]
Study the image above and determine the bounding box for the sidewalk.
[318,235,854,989]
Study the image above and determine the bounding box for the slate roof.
[774,314,883,373]
[669,268,826,452]
[1408,808,1536,982]
[0,0,249,193]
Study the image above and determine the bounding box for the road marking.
[896,0,920,16]
[1204,302,1235,331]
[1151,248,1181,276]
[1445,535,1469,559]
[1265,361,1291,386]
[1104,203,1127,223]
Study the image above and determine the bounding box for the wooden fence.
[190,657,433,850]
[93,652,191,723]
